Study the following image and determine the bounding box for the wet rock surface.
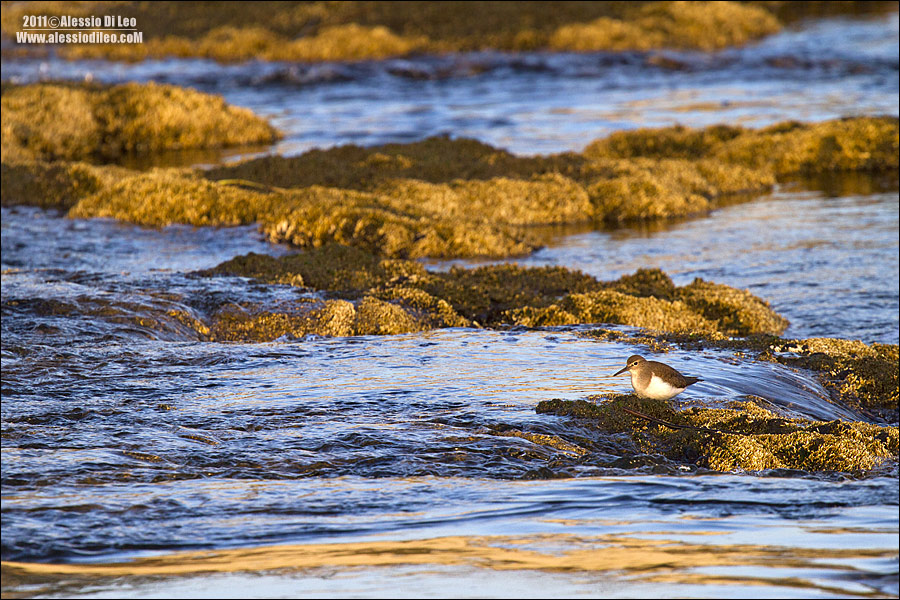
[197,249,789,338]
[535,394,898,472]
[3,107,896,260]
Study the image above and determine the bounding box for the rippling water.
[2,12,899,599]
[4,476,898,598]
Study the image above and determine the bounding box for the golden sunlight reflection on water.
[4,528,895,598]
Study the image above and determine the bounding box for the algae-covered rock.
[5,1,893,64]
[586,117,899,177]
[15,1,878,62]
[201,248,601,325]
[68,169,280,226]
[577,118,896,223]
[311,299,358,337]
[0,2,737,63]
[633,1,781,51]
[677,278,790,336]
[549,1,781,52]
[77,23,424,63]
[506,290,722,333]
[371,286,471,329]
[771,338,899,413]
[353,295,431,335]
[197,251,311,288]
[261,188,535,259]
[715,117,900,175]
[199,247,789,337]
[206,117,894,232]
[703,424,897,472]
[1,82,280,162]
[5,117,895,259]
[207,295,444,341]
[421,264,602,324]
[282,24,425,61]
[205,136,552,190]
[586,158,715,221]
[94,82,280,156]
[501,268,787,336]
[536,395,898,473]
[584,124,745,160]
[536,396,683,431]
[0,160,129,209]
[1,84,100,162]
[100,23,426,63]
[584,157,775,222]
[202,245,446,295]
[605,268,678,301]
[209,300,324,342]
[549,17,652,52]
[54,167,535,259]
[375,174,593,226]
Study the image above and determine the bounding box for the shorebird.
[613,355,701,400]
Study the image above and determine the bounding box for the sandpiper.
[613,355,701,400]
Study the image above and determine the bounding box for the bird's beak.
[613,366,629,376]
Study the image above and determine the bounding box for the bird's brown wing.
[647,361,700,388]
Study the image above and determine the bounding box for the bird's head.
[613,355,646,376]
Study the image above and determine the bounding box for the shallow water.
[2,12,899,599]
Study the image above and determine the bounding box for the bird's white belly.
[634,374,684,400]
